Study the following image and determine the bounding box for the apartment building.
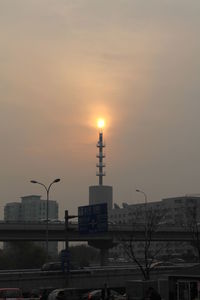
[4,195,58,257]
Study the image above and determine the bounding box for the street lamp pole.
[136,188,148,268]
[136,189,147,206]
[136,189,148,236]
[30,178,60,260]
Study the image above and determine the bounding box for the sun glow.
[97,118,105,129]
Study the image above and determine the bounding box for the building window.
[175,199,182,203]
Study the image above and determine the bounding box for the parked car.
[81,289,125,300]
[170,258,185,264]
[41,261,79,272]
[151,261,175,268]
[48,288,81,300]
[0,288,23,299]
[39,287,55,300]
[41,262,62,271]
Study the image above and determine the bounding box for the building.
[4,195,58,257]
[109,195,200,226]
[4,202,22,221]
[108,196,200,259]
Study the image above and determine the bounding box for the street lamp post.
[136,188,148,269]
[136,189,147,207]
[30,178,60,260]
[136,189,148,238]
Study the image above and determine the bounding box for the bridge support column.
[88,240,115,266]
[100,248,109,266]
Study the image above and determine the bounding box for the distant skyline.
[0,0,200,218]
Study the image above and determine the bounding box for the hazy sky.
[0,0,200,218]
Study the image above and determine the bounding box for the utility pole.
[61,210,77,275]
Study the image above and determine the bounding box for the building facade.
[4,195,59,257]
[108,196,200,260]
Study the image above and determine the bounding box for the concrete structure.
[4,195,58,257]
[89,185,113,210]
[109,195,200,259]
[0,222,197,242]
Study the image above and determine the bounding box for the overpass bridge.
[0,265,192,292]
[0,221,193,242]
[0,221,194,266]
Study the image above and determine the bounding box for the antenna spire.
[96,130,105,185]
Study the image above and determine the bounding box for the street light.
[136,189,148,238]
[30,178,60,260]
[136,189,147,206]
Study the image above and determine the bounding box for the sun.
[97,118,105,129]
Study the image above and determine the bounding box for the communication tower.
[89,120,113,210]
[96,128,105,185]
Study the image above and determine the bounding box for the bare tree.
[119,207,165,280]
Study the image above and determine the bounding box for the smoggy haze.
[0,0,200,218]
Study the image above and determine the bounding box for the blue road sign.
[60,249,70,273]
[78,203,108,234]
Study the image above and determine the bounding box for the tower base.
[89,185,113,211]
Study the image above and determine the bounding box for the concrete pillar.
[88,240,115,266]
[100,248,109,266]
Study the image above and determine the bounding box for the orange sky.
[0,0,200,217]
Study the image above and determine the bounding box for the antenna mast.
[96,129,105,185]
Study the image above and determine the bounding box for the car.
[116,258,128,263]
[81,289,125,300]
[0,288,23,299]
[151,261,175,268]
[48,288,81,300]
[170,258,185,264]
[41,262,62,271]
[41,261,80,272]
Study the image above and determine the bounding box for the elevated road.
[0,264,193,291]
[0,221,193,242]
